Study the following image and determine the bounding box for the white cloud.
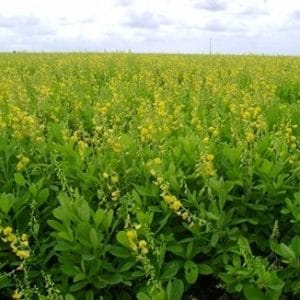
[0,0,299,54]
[194,0,227,11]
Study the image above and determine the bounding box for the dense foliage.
[0,53,300,299]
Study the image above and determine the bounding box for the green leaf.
[69,281,89,292]
[280,243,296,262]
[58,231,73,242]
[65,294,75,300]
[47,220,65,232]
[103,209,114,231]
[100,273,123,285]
[29,183,37,196]
[244,285,267,300]
[0,193,14,214]
[198,264,213,275]
[155,213,171,234]
[61,264,79,276]
[268,273,285,291]
[37,188,49,203]
[186,242,193,259]
[116,231,131,249]
[14,173,26,186]
[166,279,184,300]
[109,245,131,258]
[94,209,105,227]
[119,261,136,272]
[235,283,243,292]
[291,235,300,257]
[88,259,102,277]
[160,261,180,280]
[85,290,94,300]
[0,275,11,289]
[54,241,73,251]
[137,292,152,300]
[210,232,219,247]
[167,244,186,258]
[207,212,218,220]
[78,200,90,221]
[184,260,198,284]
[74,273,86,282]
[90,228,99,249]
[33,223,40,235]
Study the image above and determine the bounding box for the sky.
[0,0,300,55]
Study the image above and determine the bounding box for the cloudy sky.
[0,0,299,54]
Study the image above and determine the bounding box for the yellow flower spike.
[290,136,297,142]
[16,250,30,259]
[242,111,251,119]
[21,240,29,247]
[10,243,18,252]
[127,230,137,241]
[3,227,13,236]
[163,195,176,205]
[141,248,149,255]
[134,224,142,230]
[103,172,109,179]
[203,137,210,144]
[182,212,189,220]
[12,289,23,300]
[206,154,214,161]
[7,233,17,243]
[138,240,148,250]
[16,263,24,271]
[111,190,120,201]
[245,131,255,143]
[21,234,28,241]
[172,200,182,211]
[212,129,219,137]
[150,169,156,176]
[153,157,161,165]
[111,175,119,183]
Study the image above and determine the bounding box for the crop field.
[0,53,300,299]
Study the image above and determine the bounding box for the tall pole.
[209,38,212,55]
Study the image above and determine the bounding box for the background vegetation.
[0,53,300,299]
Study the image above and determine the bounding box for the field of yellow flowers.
[0,53,300,299]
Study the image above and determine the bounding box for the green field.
[0,53,300,299]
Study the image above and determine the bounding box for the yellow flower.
[163,195,176,205]
[181,212,189,220]
[203,137,210,144]
[103,172,109,179]
[111,190,120,201]
[3,227,13,236]
[172,200,182,211]
[21,240,29,247]
[111,175,119,183]
[21,234,28,241]
[16,250,30,259]
[127,230,137,241]
[290,136,297,142]
[7,233,17,243]
[204,162,215,177]
[206,154,214,161]
[245,131,255,143]
[12,289,22,300]
[153,157,162,165]
[138,240,148,249]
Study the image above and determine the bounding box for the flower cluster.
[0,226,30,260]
[126,229,149,255]
[16,155,30,171]
[196,153,216,178]
[103,171,120,202]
